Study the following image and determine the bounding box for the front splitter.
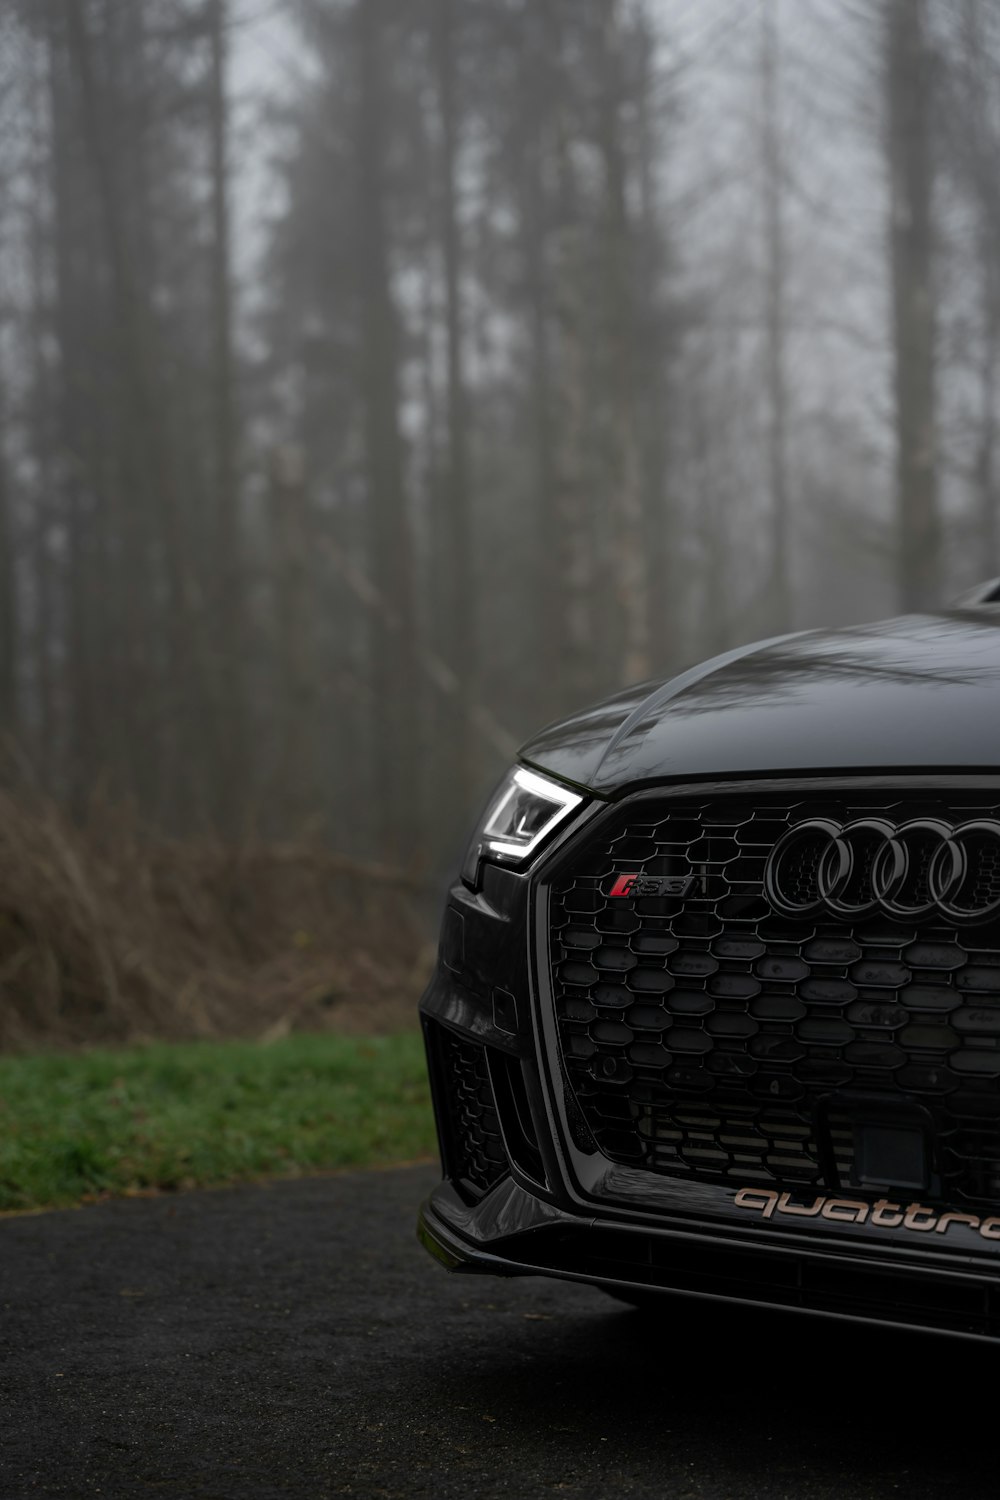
[417,1180,1000,1342]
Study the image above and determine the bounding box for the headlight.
[461,766,584,887]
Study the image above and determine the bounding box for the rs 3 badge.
[607,873,700,899]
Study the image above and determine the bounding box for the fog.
[0,0,996,889]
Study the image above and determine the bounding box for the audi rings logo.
[764,817,1000,924]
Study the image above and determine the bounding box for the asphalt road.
[0,1164,991,1499]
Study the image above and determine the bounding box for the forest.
[0,0,997,1043]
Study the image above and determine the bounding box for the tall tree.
[515,0,562,716]
[599,0,650,684]
[947,0,1000,573]
[268,443,319,829]
[434,0,474,824]
[62,0,173,807]
[207,0,247,831]
[550,26,596,714]
[886,0,940,611]
[356,0,418,864]
[761,0,791,630]
[634,4,675,675]
[0,376,16,735]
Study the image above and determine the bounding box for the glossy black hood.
[519,612,1000,795]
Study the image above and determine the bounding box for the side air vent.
[425,1021,508,1204]
[489,1051,547,1186]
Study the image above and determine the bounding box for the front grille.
[432,1026,508,1202]
[548,789,1000,1209]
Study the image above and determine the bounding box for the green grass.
[0,1031,436,1212]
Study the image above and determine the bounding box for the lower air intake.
[430,1024,508,1203]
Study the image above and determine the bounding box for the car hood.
[519,612,1000,795]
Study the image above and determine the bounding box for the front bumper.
[419,826,1000,1343]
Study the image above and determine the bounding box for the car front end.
[418,610,1000,1341]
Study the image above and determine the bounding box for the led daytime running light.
[482,766,583,860]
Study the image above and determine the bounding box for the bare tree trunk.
[519,1,562,716]
[958,0,1000,573]
[62,0,161,805]
[550,71,596,714]
[46,1,97,810]
[268,444,318,830]
[976,232,999,573]
[600,0,650,685]
[0,382,17,733]
[64,0,216,822]
[761,0,791,630]
[357,0,418,864]
[886,0,940,611]
[434,0,474,822]
[635,11,673,676]
[27,73,54,771]
[207,0,247,832]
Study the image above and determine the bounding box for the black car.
[417,587,1000,1341]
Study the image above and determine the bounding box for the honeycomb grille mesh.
[548,790,1000,1207]
[436,1028,508,1200]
